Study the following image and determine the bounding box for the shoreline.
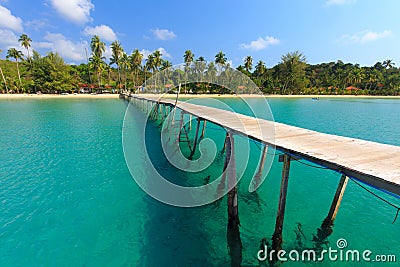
[0,94,120,99]
[1,93,400,99]
[135,93,400,99]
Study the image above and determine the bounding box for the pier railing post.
[272,154,291,254]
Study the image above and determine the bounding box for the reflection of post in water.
[223,131,243,267]
[313,174,349,251]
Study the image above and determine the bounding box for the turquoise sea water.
[0,97,399,266]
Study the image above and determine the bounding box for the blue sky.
[0,0,399,67]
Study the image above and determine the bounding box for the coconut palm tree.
[120,52,130,90]
[184,50,194,66]
[382,59,394,69]
[152,50,162,72]
[110,41,124,87]
[183,50,194,92]
[0,50,9,93]
[129,49,143,86]
[244,56,253,73]
[6,48,24,92]
[215,51,227,74]
[90,35,106,88]
[19,34,32,60]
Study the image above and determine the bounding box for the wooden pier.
[122,93,400,264]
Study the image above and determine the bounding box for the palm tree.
[6,48,24,92]
[184,50,194,66]
[215,51,227,74]
[152,50,162,72]
[129,49,143,86]
[0,49,9,93]
[145,54,155,91]
[120,52,130,90]
[90,35,106,88]
[183,50,194,93]
[90,35,106,58]
[110,41,124,87]
[19,34,32,60]
[382,59,395,69]
[160,59,172,87]
[244,56,253,73]
[254,60,266,77]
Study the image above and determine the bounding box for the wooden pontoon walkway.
[127,94,400,196]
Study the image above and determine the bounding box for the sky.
[0,0,399,68]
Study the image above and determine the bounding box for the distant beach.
[1,93,400,99]
[0,94,120,99]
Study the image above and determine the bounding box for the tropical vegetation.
[0,34,400,95]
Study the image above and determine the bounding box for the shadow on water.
[125,103,236,266]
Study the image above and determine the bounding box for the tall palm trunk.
[16,59,22,92]
[0,67,8,93]
[97,69,101,88]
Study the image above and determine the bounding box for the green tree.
[31,51,75,93]
[278,51,307,94]
[6,48,24,92]
[382,59,395,69]
[129,49,143,86]
[183,50,194,93]
[110,41,124,87]
[215,51,227,74]
[0,49,9,93]
[244,56,253,73]
[90,35,106,88]
[19,34,32,60]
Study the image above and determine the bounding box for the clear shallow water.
[0,97,399,266]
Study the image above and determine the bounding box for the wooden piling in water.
[272,154,291,253]
[188,118,202,160]
[200,120,207,139]
[225,132,239,228]
[253,144,268,187]
[322,174,349,227]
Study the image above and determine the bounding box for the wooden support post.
[222,132,229,152]
[188,118,202,160]
[253,144,268,186]
[200,120,207,139]
[322,174,349,227]
[189,114,192,130]
[217,132,231,196]
[177,111,184,143]
[272,154,291,253]
[226,133,239,228]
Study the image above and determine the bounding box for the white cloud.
[157,47,171,58]
[26,19,48,31]
[340,30,392,44]
[150,28,176,40]
[326,0,355,5]
[0,5,23,32]
[0,28,19,47]
[43,33,87,61]
[50,0,94,24]
[140,47,171,59]
[240,36,280,51]
[83,25,117,42]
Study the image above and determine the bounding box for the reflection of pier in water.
[122,93,400,266]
